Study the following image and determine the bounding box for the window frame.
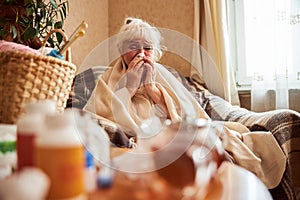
[227,0,253,88]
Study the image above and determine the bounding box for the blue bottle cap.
[85,150,94,167]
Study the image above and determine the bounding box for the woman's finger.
[143,63,156,85]
[143,56,154,68]
[133,64,144,78]
[128,55,144,70]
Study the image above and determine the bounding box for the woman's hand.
[141,62,156,86]
[121,53,157,98]
[125,67,143,96]
[123,55,145,96]
[125,54,155,96]
[142,63,170,118]
[142,61,159,98]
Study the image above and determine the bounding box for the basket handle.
[42,29,72,62]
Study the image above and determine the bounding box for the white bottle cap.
[17,100,57,135]
[24,100,57,115]
[16,114,43,135]
[37,111,82,147]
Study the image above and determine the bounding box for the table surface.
[88,162,273,200]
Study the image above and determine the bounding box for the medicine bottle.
[34,110,85,199]
[16,100,56,171]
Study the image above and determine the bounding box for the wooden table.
[88,162,272,200]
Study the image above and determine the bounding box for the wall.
[63,0,109,74]
[63,1,300,112]
[64,0,195,76]
[108,0,195,76]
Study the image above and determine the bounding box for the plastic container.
[97,165,114,189]
[0,124,17,179]
[34,110,85,199]
[84,150,97,193]
[16,100,56,171]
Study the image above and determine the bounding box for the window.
[227,0,300,88]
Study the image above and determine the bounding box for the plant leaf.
[26,7,34,16]
[36,23,41,34]
[47,36,55,48]
[24,0,32,6]
[46,21,52,26]
[54,21,62,29]
[24,27,36,41]
[11,25,18,39]
[59,10,65,22]
[35,14,42,23]
[19,15,30,27]
[39,2,46,9]
[4,0,70,48]
[50,0,58,9]
[56,32,63,44]
[0,17,5,25]
[64,1,69,13]
[41,8,46,18]
[61,4,68,18]
[0,29,9,37]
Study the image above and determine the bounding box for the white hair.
[117,17,165,61]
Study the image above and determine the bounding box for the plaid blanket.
[203,93,300,200]
[67,65,300,200]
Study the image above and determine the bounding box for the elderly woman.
[84,17,285,191]
[84,17,209,133]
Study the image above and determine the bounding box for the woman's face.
[121,39,155,66]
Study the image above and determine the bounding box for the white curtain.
[192,0,240,106]
[249,0,300,112]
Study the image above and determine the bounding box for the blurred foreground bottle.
[0,125,17,178]
[16,100,56,171]
[34,110,85,199]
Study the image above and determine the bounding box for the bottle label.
[35,145,84,199]
[17,133,35,171]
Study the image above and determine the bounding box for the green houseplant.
[0,0,69,49]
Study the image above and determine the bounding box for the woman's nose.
[137,48,145,53]
[137,49,145,57]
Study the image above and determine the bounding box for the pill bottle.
[34,110,85,199]
[16,100,56,171]
[0,124,17,178]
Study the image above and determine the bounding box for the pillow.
[66,66,109,109]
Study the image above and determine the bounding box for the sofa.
[67,65,300,200]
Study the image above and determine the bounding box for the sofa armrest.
[204,93,300,144]
[204,91,300,191]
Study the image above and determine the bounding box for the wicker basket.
[0,30,77,124]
